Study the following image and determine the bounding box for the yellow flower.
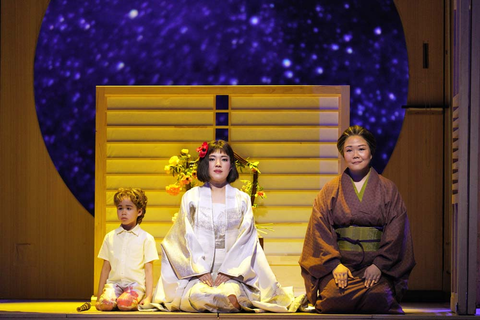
[180,175,192,185]
[181,149,189,155]
[165,183,182,196]
[164,165,171,174]
[256,191,266,199]
[169,156,179,165]
[172,212,179,222]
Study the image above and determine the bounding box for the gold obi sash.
[335,226,383,268]
[335,226,383,252]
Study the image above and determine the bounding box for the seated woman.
[299,125,415,314]
[150,140,297,312]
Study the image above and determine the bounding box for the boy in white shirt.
[96,188,159,311]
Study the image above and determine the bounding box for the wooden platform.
[0,301,478,319]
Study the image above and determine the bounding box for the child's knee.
[117,291,140,311]
[96,286,118,311]
[96,297,117,311]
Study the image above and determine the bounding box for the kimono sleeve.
[372,179,415,300]
[161,190,210,279]
[299,184,341,304]
[218,191,258,280]
[372,181,415,278]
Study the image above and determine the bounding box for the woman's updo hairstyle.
[196,140,239,183]
[336,125,377,157]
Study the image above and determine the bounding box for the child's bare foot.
[228,294,240,310]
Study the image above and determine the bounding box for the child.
[96,188,159,311]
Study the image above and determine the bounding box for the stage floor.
[0,301,479,319]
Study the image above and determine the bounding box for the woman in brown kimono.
[299,125,415,314]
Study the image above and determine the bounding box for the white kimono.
[151,184,296,312]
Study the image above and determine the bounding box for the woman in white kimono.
[151,140,296,312]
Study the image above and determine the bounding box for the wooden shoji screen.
[95,85,349,295]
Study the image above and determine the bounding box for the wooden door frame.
[450,0,479,314]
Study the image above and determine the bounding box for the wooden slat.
[107,142,210,158]
[94,87,108,296]
[231,96,339,110]
[107,159,168,174]
[106,206,179,222]
[106,190,182,206]
[106,158,339,174]
[253,206,312,223]
[108,111,214,125]
[239,158,339,174]
[107,205,313,224]
[233,174,335,190]
[106,174,336,190]
[107,127,214,141]
[107,96,214,109]
[107,142,340,158]
[262,239,305,255]
[254,223,309,239]
[251,190,319,207]
[230,127,339,142]
[231,111,338,126]
[106,190,319,207]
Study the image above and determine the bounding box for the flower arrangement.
[164,143,270,233]
[164,148,199,195]
[165,146,266,202]
[233,154,266,208]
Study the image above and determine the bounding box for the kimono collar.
[198,183,239,214]
[341,167,381,209]
[343,167,378,181]
[341,167,380,194]
[345,167,372,182]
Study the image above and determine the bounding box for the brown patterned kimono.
[299,168,415,314]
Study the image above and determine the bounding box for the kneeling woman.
[151,140,295,312]
[299,125,415,313]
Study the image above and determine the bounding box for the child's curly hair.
[113,188,148,225]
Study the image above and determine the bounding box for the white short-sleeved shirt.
[98,224,159,291]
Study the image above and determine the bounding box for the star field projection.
[34,0,408,215]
